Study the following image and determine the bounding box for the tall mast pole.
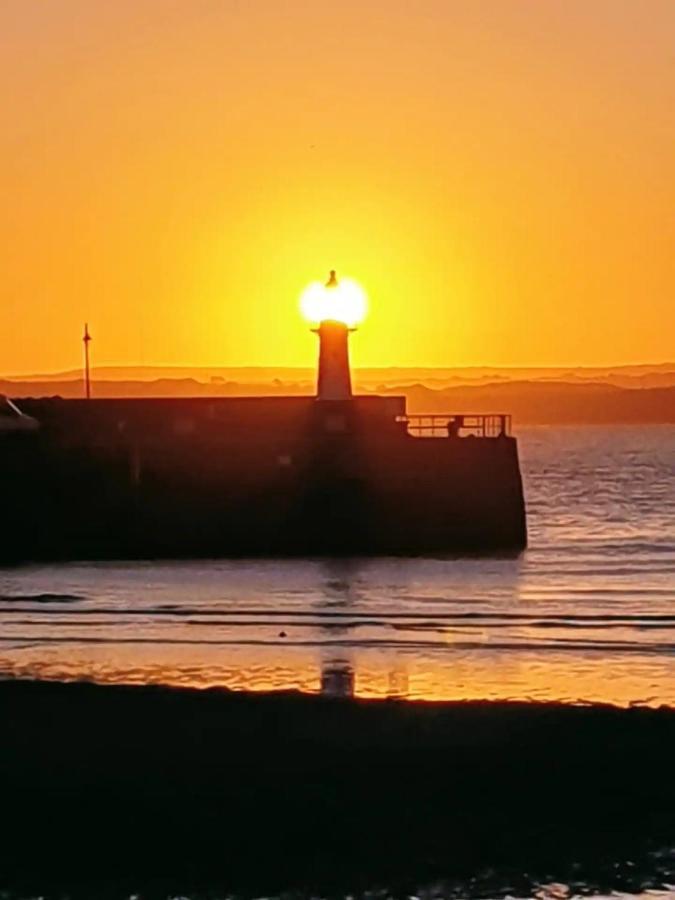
[83,323,92,400]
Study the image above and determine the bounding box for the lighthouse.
[315,271,353,401]
[311,270,358,401]
[300,271,366,401]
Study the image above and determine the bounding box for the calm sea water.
[1,425,674,706]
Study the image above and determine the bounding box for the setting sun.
[299,274,368,327]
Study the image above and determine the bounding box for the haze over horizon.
[2,0,673,374]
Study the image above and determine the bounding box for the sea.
[1,425,674,707]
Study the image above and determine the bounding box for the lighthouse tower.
[315,271,353,401]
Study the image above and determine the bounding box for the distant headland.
[4,363,675,425]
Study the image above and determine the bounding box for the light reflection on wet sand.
[3,640,674,706]
[1,549,674,705]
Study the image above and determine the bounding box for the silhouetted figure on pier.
[447,415,462,438]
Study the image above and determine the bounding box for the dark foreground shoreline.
[1,680,674,898]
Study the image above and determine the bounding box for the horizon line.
[3,360,675,382]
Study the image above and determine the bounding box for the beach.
[1,679,674,898]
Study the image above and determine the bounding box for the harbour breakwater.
[4,396,526,560]
[0,680,673,898]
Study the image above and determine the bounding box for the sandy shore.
[1,680,673,897]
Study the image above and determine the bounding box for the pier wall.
[3,396,526,560]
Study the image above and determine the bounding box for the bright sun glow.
[300,276,368,326]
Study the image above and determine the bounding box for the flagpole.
[83,323,92,400]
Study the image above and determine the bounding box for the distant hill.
[3,375,675,425]
[5,363,675,390]
[1,378,311,400]
[374,381,675,425]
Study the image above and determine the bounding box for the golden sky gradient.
[2,0,674,374]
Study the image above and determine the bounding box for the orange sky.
[2,0,674,374]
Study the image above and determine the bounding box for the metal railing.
[396,414,512,438]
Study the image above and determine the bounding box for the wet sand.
[1,680,674,898]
